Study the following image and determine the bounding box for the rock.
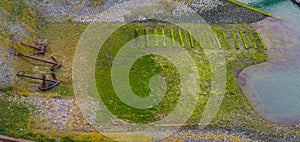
[8,22,31,42]
[0,48,14,87]
[38,39,48,46]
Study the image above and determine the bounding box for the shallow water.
[242,65,300,121]
[237,0,300,123]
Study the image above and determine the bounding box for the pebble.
[0,48,14,87]
[8,22,32,42]
[23,0,225,23]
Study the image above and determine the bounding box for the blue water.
[238,0,300,24]
[237,0,300,123]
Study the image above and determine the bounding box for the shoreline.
[238,16,300,125]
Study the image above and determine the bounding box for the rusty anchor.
[14,52,61,71]
[16,71,60,91]
[21,43,47,55]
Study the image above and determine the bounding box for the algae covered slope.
[0,0,300,141]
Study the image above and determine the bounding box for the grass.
[1,0,288,141]
[87,0,104,7]
[0,85,13,93]
[0,96,31,137]
[93,22,300,138]
[95,23,183,123]
[29,23,292,135]
[0,0,39,48]
[94,22,246,125]
[9,21,300,140]
[0,95,57,141]
[60,133,111,142]
[14,23,88,97]
[0,0,41,93]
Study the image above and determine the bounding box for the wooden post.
[214,31,222,49]
[178,29,184,47]
[222,30,230,48]
[162,29,166,47]
[239,31,249,49]
[256,32,267,50]
[232,31,239,50]
[206,31,213,48]
[188,30,195,48]
[134,28,139,47]
[145,28,149,47]
[154,28,159,47]
[170,29,175,47]
[249,30,257,49]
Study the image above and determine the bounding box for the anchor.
[21,42,47,55]
[14,52,61,71]
[16,71,60,91]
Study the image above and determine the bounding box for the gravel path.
[24,0,228,23]
[24,0,267,24]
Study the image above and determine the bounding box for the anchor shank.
[21,43,43,50]
[17,53,56,65]
[17,74,57,83]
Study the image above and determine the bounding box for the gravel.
[3,94,95,131]
[0,17,31,88]
[23,0,237,23]
[198,0,267,24]
[0,48,14,88]
[8,22,32,42]
[2,93,295,141]
[24,0,129,22]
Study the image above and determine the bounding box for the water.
[238,0,300,24]
[237,0,300,123]
[243,65,300,121]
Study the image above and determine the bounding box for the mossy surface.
[94,22,267,126]
[8,21,300,140]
